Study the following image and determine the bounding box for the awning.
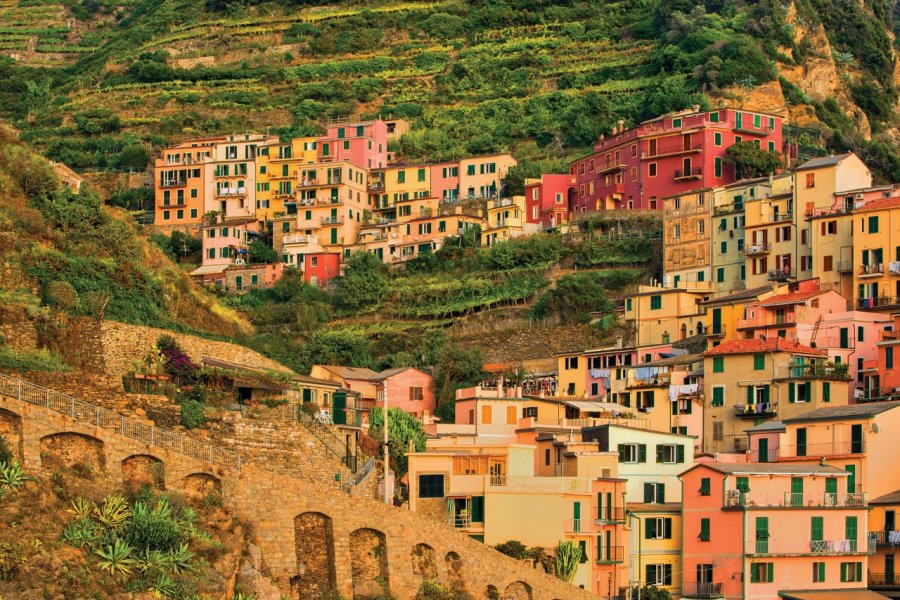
[562,401,629,413]
[189,264,229,277]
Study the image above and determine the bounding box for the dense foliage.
[368,407,426,477]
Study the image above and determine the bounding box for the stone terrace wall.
[0,384,593,600]
[99,321,291,377]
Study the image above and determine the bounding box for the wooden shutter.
[638,444,647,463]
[677,445,686,463]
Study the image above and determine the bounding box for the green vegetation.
[553,541,582,583]
[724,141,784,179]
[0,347,71,372]
[368,407,426,478]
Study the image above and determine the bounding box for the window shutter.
[644,483,653,503]
[856,562,863,582]
[841,563,848,582]
[677,445,685,463]
[645,518,655,539]
[747,385,754,405]
[645,565,654,584]
[699,478,711,495]
[789,383,795,403]
[618,445,626,462]
[656,445,664,463]
[763,385,770,403]
[664,564,672,585]
[804,381,812,401]
[638,444,647,463]
[658,484,666,503]
[665,518,673,539]
[767,563,774,583]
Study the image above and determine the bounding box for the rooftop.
[701,285,773,306]
[744,420,786,433]
[793,153,853,172]
[778,590,890,600]
[688,463,849,476]
[754,289,826,307]
[784,401,900,423]
[871,489,900,505]
[854,195,900,214]
[703,337,826,357]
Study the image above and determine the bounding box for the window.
[672,117,682,127]
[643,482,665,503]
[736,477,750,493]
[524,406,537,419]
[646,517,673,539]
[646,564,673,586]
[467,164,476,176]
[565,356,579,370]
[712,386,724,406]
[813,562,826,583]
[397,170,406,184]
[840,562,863,583]
[409,387,424,401]
[714,132,722,146]
[190,209,197,219]
[887,347,894,369]
[699,518,710,541]
[806,173,815,188]
[650,295,662,310]
[869,216,879,233]
[713,421,724,441]
[717,267,725,283]
[649,163,657,177]
[656,444,685,464]
[750,562,774,583]
[823,255,833,272]
[418,474,444,498]
[544,448,550,466]
[712,357,724,373]
[753,354,765,370]
[618,443,646,464]
[714,157,722,178]
[699,477,711,495]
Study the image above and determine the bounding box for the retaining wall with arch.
[0,385,592,600]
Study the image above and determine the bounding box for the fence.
[0,374,241,471]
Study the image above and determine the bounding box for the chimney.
[692,104,700,113]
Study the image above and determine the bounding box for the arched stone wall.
[180,472,221,501]
[350,527,388,599]
[504,580,534,600]
[445,550,466,592]
[39,432,105,473]
[0,407,22,461]
[121,454,165,491]
[293,512,336,598]
[411,543,437,580]
[484,584,500,599]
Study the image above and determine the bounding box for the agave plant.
[166,543,194,574]
[553,541,582,583]
[136,547,168,574]
[0,461,27,490]
[96,538,136,575]
[152,571,179,597]
[94,496,132,531]
[69,497,95,520]
[152,496,172,519]
[61,518,98,548]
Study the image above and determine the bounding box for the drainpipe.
[629,509,642,598]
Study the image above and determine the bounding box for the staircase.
[810,316,822,348]
[295,408,359,473]
[0,373,241,470]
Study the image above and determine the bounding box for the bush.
[126,504,184,552]
[420,13,466,39]
[177,398,205,429]
[334,252,388,312]
[0,347,71,372]
[45,280,79,311]
[493,540,529,559]
[0,434,12,465]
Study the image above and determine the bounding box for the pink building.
[737,280,846,340]
[191,217,259,283]
[430,162,461,203]
[570,107,783,212]
[303,252,341,287]
[319,120,388,169]
[308,365,435,421]
[524,174,576,229]
[680,462,872,600]
[860,315,900,402]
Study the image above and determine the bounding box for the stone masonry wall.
[0,383,595,600]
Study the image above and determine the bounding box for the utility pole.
[382,388,391,504]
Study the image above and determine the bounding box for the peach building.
[868,489,900,596]
[308,365,435,420]
[190,216,258,283]
[860,320,900,402]
[154,137,219,231]
[703,285,775,345]
[852,196,900,312]
[623,284,712,347]
[680,462,872,600]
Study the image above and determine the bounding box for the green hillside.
[1,0,898,178]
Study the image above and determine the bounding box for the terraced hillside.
[2,0,895,179]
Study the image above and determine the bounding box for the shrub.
[420,13,466,39]
[0,347,71,372]
[493,540,529,559]
[0,542,23,580]
[46,280,79,311]
[178,398,205,429]
[0,435,12,465]
[126,501,184,552]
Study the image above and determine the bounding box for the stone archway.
[39,432,105,474]
[484,584,500,600]
[293,512,336,598]
[445,551,466,592]
[0,407,23,462]
[121,454,165,492]
[503,581,533,600]
[411,543,437,580]
[180,472,221,501]
[349,527,388,599]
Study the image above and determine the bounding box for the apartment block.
[623,284,711,348]
[868,489,900,596]
[570,107,783,212]
[663,187,712,287]
[628,502,683,599]
[524,174,576,229]
[741,173,796,289]
[852,196,900,311]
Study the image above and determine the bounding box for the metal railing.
[870,573,900,586]
[742,242,772,255]
[682,582,723,598]
[352,456,376,486]
[595,545,625,564]
[859,263,884,276]
[296,408,358,473]
[734,403,776,418]
[321,216,344,225]
[749,538,870,555]
[674,167,703,179]
[768,270,794,282]
[856,297,897,309]
[870,530,900,545]
[595,506,626,523]
[0,374,241,470]
[778,440,866,457]
[724,490,866,508]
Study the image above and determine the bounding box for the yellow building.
[710,177,773,293]
[663,188,712,287]
[628,503,683,599]
[866,489,900,595]
[256,137,317,225]
[292,162,370,251]
[741,173,794,289]
[458,154,518,200]
[623,284,712,348]
[702,338,850,454]
[852,197,900,311]
[483,196,535,246]
[701,285,774,344]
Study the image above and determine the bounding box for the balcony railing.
[733,123,773,135]
[321,216,344,225]
[742,242,772,256]
[724,490,866,508]
[595,506,626,524]
[737,314,795,329]
[859,263,884,277]
[674,167,703,180]
[215,187,246,197]
[870,530,900,545]
[857,387,900,402]
[778,440,866,457]
[644,143,703,159]
[160,179,187,188]
[595,545,625,564]
[282,234,318,246]
[448,513,471,529]
[890,261,900,275]
[768,270,794,282]
[870,573,900,587]
[714,202,743,215]
[707,324,727,338]
[734,403,776,418]
[857,296,897,309]
[748,538,870,556]
[837,261,854,273]
[597,162,626,174]
[681,582,723,598]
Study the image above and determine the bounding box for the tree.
[248,239,276,264]
[334,251,388,311]
[432,343,485,406]
[628,585,673,600]
[117,145,149,171]
[724,141,782,178]
[368,407,425,478]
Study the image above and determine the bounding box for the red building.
[570,107,783,212]
[524,174,576,229]
[861,314,900,402]
[318,119,389,170]
[303,252,341,287]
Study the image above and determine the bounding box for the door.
[755,516,769,553]
[846,516,858,551]
[735,112,743,129]
[887,555,896,585]
[797,428,807,457]
[573,502,581,533]
[758,438,769,463]
[886,510,896,533]
[330,227,337,244]
[332,391,347,425]
[846,465,857,493]
[811,516,824,552]
[825,477,838,504]
[851,424,863,454]
[791,477,804,506]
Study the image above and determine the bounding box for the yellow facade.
[702,286,776,343]
[483,196,530,246]
[742,173,794,289]
[663,188,711,287]
[628,504,683,599]
[867,493,900,592]
[256,137,317,224]
[709,178,771,294]
[458,154,517,199]
[853,199,900,310]
[623,285,711,347]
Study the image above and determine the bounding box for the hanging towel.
[889,530,900,545]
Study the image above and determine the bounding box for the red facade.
[319,120,388,169]
[524,174,576,229]
[303,252,341,287]
[570,108,783,212]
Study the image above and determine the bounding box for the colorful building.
[308,365,436,420]
[623,284,711,348]
[628,502,683,599]
[663,187,712,287]
[190,216,258,284]
[154,137,219,232]
[524,174,576,229]
[680,462,872,600]
[702,285,774,344]
[868,489,900,597]
[483,196,537,246]
[702,338,850,453]
[852,196,900,312]
[741,173,795,289]
[570,107,783,212]
[709,177,770,293]
[861,319,900,402]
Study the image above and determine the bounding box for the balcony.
[859,263,885,278]
[837,261,853,273]
[595,545,625,564]
[713,202,743,215]
[737,314,795,330]
[597,162,626,175]
[734,403,777,418]
[707,324,727,338]
[760,212,793,224]
[857,386,900,402]
[856,296,898,310]
[682,582,724,599]
[870,573,900,587]
[870,530,900,546]
[282,234,318,246]
[300,177,342,188]
[626,374,671,388]
[768,269,794,282]
[890,261,900,275]
[321,216,344,226]
[779,440,866,458]
[733,123,773,135]
[644,143,703,159]
[742,242,772,256]
[747,537,872,556]
[367,181,385,192]
[674,167,703,181]
[159,179,187,188]
[595,506,626,524]
[724,489,866,508]
[215,187,246,198]
[780,363,850,380]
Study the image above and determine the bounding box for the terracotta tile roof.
[703,337,826,357]
[855,195,900,213]
[754,290,823,306]
[784,401,900,423]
